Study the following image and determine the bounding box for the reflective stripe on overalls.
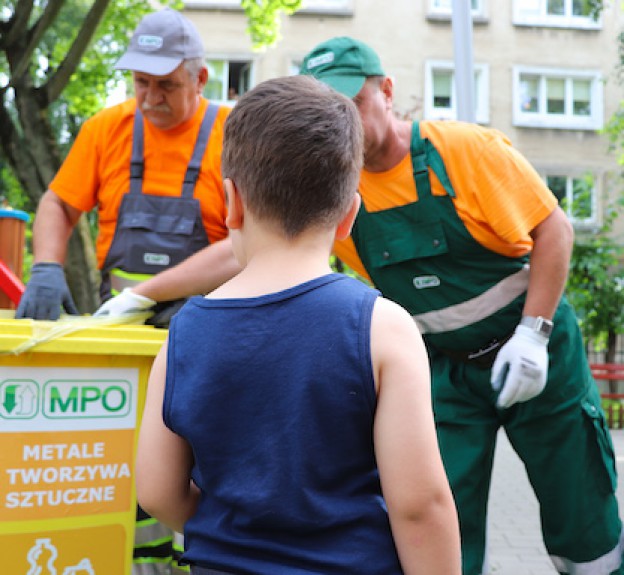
[133,506,189,574]
[100,104,219,302]
[350,122,624,575]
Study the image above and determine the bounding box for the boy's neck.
[208,228,336,299]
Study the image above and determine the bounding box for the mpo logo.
[43,380,132,419]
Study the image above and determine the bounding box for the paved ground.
[486,428,624,574]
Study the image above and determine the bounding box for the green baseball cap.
[300,37,385,99]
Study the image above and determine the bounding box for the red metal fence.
[592,363,624,429]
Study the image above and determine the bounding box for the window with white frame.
[429,0,485,17]
[513,66,602,130]
[204,58,254,104]
[424,61,489,124]
[544,173,597,225]
[513,0,601,29]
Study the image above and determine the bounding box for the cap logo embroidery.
[138,35,164,49]
[306,52,334,70]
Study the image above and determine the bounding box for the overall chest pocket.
[114,194,206,274]
[362,217,449,270]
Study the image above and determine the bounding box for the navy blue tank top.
[164,273,403,574]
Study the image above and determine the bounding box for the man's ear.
[224,178,244,230]
[197,66,208,92]
[380,76,394,109]
[335,193,361,240]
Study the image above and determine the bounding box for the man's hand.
[491,324,549,408]
[94,288,156,317]
[15,262,79,320]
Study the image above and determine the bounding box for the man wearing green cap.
[299,36,624,575]
[96,36,624,575]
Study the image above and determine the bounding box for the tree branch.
[44,0,111,105]
[9,0,64,85]
[1,0,35,50]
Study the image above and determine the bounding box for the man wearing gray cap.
[16,7,237,574]
[17,8,237,325]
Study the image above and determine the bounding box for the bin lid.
[0,208,30,222]
[0,317,167,357]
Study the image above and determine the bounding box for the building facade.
[184,0,624,237]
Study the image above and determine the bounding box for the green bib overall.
[351,122,530,353]
[351,123,623,575]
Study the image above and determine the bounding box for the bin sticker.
[1,525,126,573]
[0,367,138,431]
[1,428,135,520]
[0,367,140,521]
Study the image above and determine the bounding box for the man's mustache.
[141,102,171,113]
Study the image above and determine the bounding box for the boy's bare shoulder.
[372,296,419,332]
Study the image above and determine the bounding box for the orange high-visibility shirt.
[334,120,558,279]
[50,98,230,268]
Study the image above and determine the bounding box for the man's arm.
[136,341,199,533]
[32,190,84,264]
[523,205,573,319]
[15,190,82,319]
[94,235,241,317]
[122,238,241,303]
[372,298,461,575]
[491,205,573,408]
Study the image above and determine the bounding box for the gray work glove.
[15,262,79,320]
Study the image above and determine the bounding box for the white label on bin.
[0,367,138,432]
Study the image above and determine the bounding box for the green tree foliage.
[585,0,605,19]
[566,185,624,358]
[241,0,302,49]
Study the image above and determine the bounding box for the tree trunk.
[66,216,100,313]
[607,329,619,395]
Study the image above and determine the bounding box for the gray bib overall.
[100,104,218,302]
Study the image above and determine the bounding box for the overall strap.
[411,122,455,199]
[129,108,145,195]
[182,103,219,198]
[129,103,220,198]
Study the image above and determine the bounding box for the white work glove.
[490,324,549,409]
[94,288,156,317]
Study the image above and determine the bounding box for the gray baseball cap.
[115,8,205,76]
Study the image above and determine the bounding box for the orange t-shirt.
[334,120,558,279]
[49,98,230,268]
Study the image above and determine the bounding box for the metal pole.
[451,0,476,122]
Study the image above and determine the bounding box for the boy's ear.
[335,193,361,241]
[224,178,244,230]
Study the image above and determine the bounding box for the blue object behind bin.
[0,209,30,222]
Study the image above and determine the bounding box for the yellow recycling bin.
[0,316,167,575]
